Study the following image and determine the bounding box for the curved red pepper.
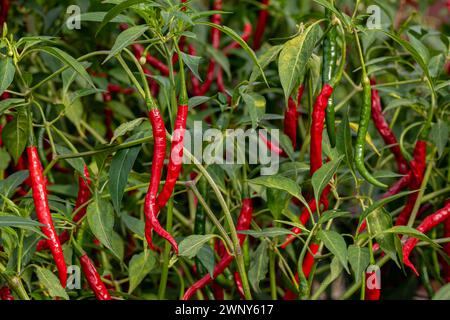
[37,165,92,251]
[395,140,426,226]
[253,0,270,50]
[403,201,450,275]
[145,109,178,253]
[284,85,304,150]
[28,146,67,287]
[182,198,253,300]
[364,271,381,300]
[156,104,189,210]
[310,84,334,175]
[0,286,13,300]
[79,254,112,300]
[223,22,253,53]
[370,79,409,174]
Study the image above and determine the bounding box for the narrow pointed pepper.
[28,145,67,287]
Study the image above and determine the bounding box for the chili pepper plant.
[0,0,449,300]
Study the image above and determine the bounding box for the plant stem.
[158,198,174,299]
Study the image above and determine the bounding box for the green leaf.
[367,209,400,266]
[382,226,436,247]
[357,190,414,229]
[0,170,29,199]
[0,215,43,231]
[348,245,370,284]
[55,144,85,175]
[120,212,144,237]
[0,57,15,95]
[248,175,307,206]
[278,22,321,102]
[87,197,115,254]
[110,118,145,144]
[433,283,450,300]
[180,51,203,81]
[178,235,216,259]
[188,96,212,108]
[0,98,25,116]
[104,25,149,63]
[250,45,282,83]
[0,148,11,170]
[196,21,268,86]
[267,188,290,219]
[311,155,343,206]
[2,107,29,164]
[242,92,266,129]
[109,133,143,213]
[36,267,69,300]
[196,245,215,278]
[39,46,93,88]
[318,210,351,224]
[128,251,156,293]
[79,11,132,24]
[97,0,148,35]
[238,227,295,238]
[318,230,349,273]
[248,241,269,293]
[430,119,448,158]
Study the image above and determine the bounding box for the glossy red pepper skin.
[403,201,450,275]
[253,0,270,50]
[444,213,450,283]
[364,271,381,300]
[27,146,67,287]
[395,140,426,226]
[310,84,334,175]
[233,271,245,299]
[79,254,112,300]
[145,109,178,253]
[0,286,14,300]
[182,198,253,300]
[370,79,409,174]
[156,104,189,210]
[258,131,284,156]
[36,165,91,251]
[284,86,304,150]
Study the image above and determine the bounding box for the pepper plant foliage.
[0,0,449,301]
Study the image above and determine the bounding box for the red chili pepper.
[36,165,92,251]
[253,0,270,50]
[403,201,450,275]
[395,140,426,226]
[182,198,253,300]
[444,214,450,283]
[370,79,409,174]
[364,271,381,300]
[197,0,222,96]
[156,104,189,210]
[310,84,334,175]
[0,286,14,300]
[233,271,245,299]
[284,85,304,150]
[258,131,284,156]
[27,146,67,287]
[79,254,112,300]
[0,0,10,26]
[145,108,178,253]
